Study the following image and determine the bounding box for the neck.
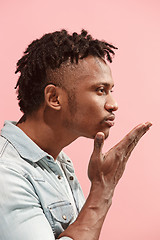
[16,111,78,160]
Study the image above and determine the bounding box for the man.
[0,29,151,240]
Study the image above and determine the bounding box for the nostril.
[105,103,118,112]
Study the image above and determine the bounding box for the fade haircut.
[15,29,117,115]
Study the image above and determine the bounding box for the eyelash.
[96,87,114,95]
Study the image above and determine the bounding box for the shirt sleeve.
[0,164,73,240]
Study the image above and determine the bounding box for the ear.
[44,84,61,110]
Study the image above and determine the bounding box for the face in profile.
[61,56,118,139]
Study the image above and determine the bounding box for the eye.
[96,87,106,95]
[96,86,114,95]
[99,87,105,93]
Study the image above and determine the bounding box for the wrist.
[90,180,114,204]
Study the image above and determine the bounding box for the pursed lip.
[103,114,115,127]
[105,114,115,121]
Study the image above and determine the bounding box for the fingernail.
[145,122,153,128]
[96,135,103,140]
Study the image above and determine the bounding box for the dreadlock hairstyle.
[15,29,117,116]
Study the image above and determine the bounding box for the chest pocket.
[47,200,74,238]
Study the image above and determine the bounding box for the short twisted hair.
[15,29,117,115]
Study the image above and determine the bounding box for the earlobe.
[44,84,61,110]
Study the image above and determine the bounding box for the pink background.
[0,0,160,239]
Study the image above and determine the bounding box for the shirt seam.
[0,139,9,159]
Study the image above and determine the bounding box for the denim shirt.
[0,121,85,240]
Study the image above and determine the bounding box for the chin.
[103,130,110,139]
[101,126,110,138]
[89,128,110,140]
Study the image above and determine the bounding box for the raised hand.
[88,122,152,190]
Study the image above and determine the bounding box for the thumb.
[92,132,105,157]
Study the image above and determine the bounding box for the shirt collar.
[1,120,74,169]
[1,121,50,162]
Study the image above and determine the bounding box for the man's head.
[56,56,118,139]
[15,29,117,117]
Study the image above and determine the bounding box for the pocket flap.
[48,200,74,223]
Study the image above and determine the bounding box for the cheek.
[86,97,104,114]
[77,99,104,123]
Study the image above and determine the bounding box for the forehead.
[48,56,114,90]
[74,56,114,88]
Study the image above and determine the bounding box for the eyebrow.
[91,82,114,88]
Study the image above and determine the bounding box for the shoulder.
[0,135,37,178]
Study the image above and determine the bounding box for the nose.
[104,94,118,112]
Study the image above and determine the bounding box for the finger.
[128,121,152,148]
[112,122,152,163]
[120,122,152,163]
[92,132,105,159]
[124,122,152,160]
[119,122,152,149]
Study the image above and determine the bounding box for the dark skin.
[17,56,118,158]
[59,122,152,240]
[17,56,152,240]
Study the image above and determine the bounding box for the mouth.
[103,114,115,127]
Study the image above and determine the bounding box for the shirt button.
[69,176,74,180]
[47,156,51,160]
[62,215,67,220]
[58,175,62,180]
